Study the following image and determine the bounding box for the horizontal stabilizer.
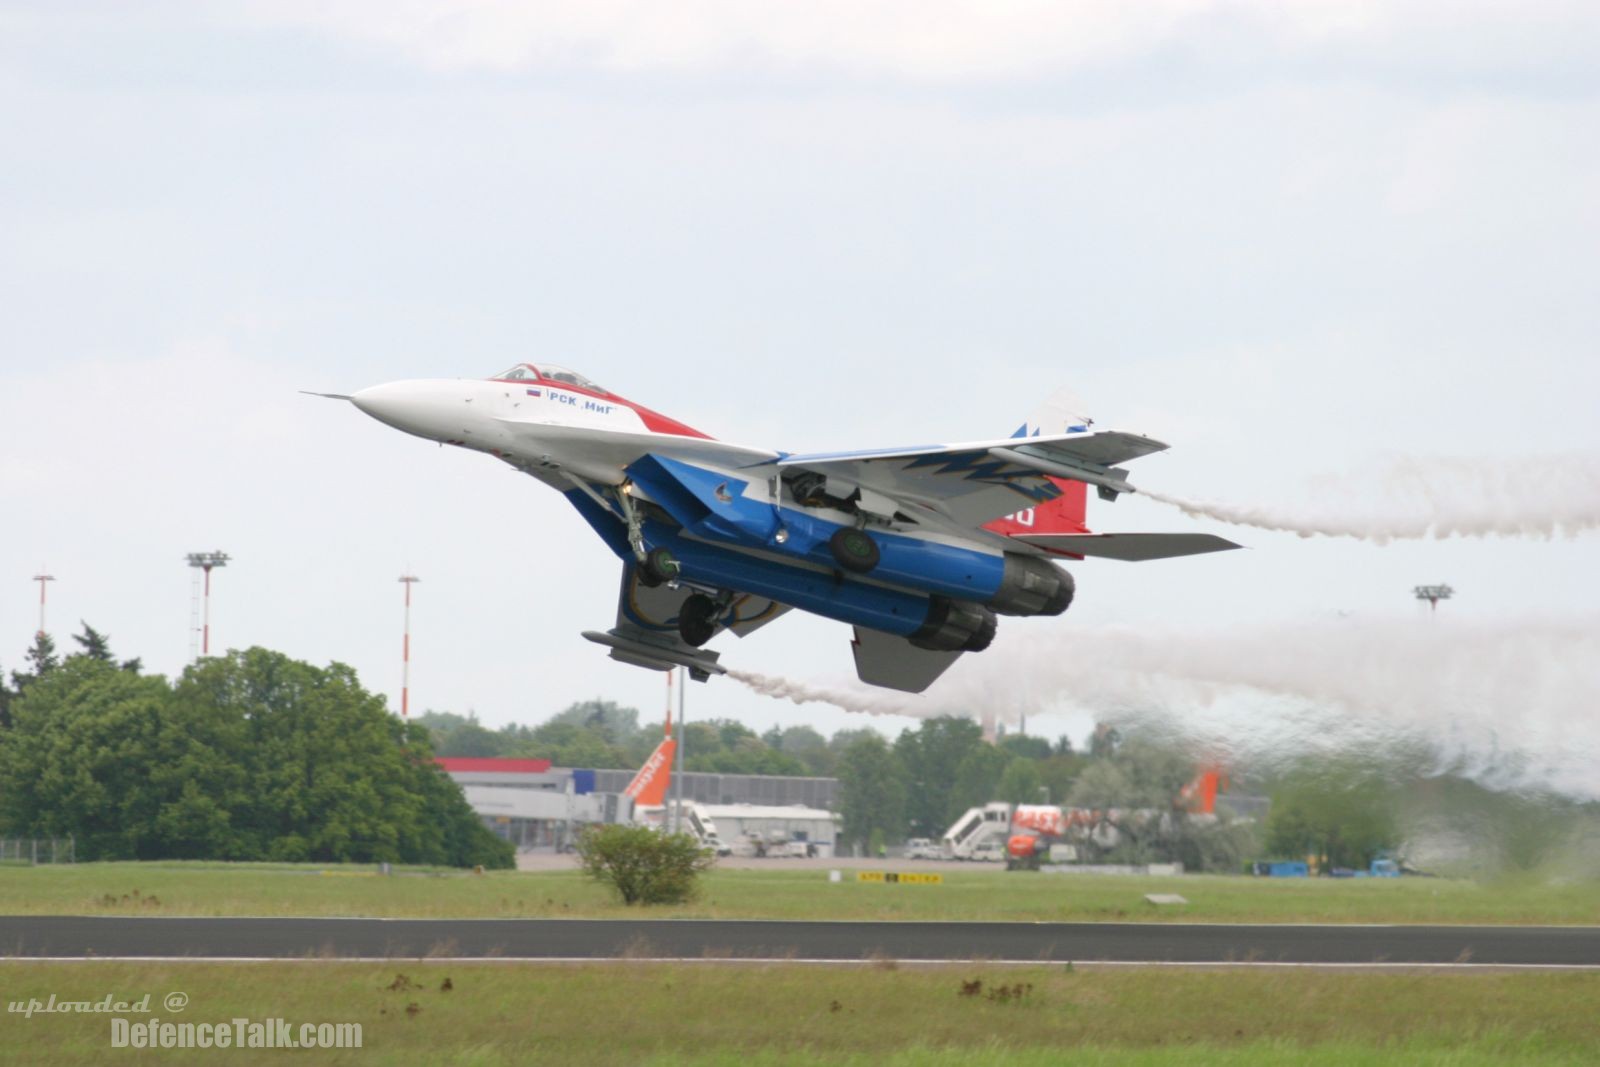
[851,627,961,693]
[1012,532,1242,562]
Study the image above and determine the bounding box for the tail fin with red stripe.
[984,389,1094,537]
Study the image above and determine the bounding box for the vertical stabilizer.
[623,737,676,806]
[987,388,1094,539]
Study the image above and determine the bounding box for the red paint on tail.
[983,476,1090,543]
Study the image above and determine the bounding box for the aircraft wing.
[583,564,790,679]
[850,627,962,693]
[777,430,1167,528]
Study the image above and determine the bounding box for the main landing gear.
[677,593,719,647]
[829,527,880,574]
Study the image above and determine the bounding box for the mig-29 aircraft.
[327,364,1237,692]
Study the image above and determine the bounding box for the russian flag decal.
[526,388,542,397]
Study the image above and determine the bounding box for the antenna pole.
[399,575,421,717]
[31,572,55,638]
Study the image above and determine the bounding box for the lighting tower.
[31,571,55,637]
[1413,584,1454,617]
[398,574,420,718]
[186,552,230,659]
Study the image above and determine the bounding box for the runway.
[4,916,1599,966]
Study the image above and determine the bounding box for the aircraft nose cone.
[350,380,464,441]
[350,383,412,428]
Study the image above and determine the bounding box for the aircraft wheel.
[677,594,718,647]
[640,546,681,586]
[829,528,880,573]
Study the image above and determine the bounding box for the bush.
[576,823,715,905]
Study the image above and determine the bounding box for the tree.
[997,758,1045,806]
[767,725,835,777]
[0,646,513,868]
[548,699,641,747]
[1088,723,1121,759]
[73,622,114,662]
[998,734,1051,761]
[515,720,630,768]
[10,632,59,694]
[0,655,192,859]
[576,823,714,905]
[1264,761,1399,870]
[173,648,513,867]
[1067,737,1193,809]
[894,717,985,837]
[0,662,13,730]
[949,744,1012,815]
[443,719,513,758]
[836,734,907,852]
[70,622,140,673]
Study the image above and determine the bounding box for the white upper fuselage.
[350,365,778,489]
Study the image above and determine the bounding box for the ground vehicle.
[1328,858,1401,878]
[905,838,942,860]
[1251,860,1310,877]
[969,840,1007,863]
[942,802,1013,859]
[635,802,734,856]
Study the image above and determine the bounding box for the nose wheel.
[637,547,681,588]
[677,594,719,647]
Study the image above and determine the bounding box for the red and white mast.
[399,574,420,717]
[31,571,55,638]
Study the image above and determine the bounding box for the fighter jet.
[336,364,1238,692]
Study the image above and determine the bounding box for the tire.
[829,527,880,573]
[677,594,717,647]
[640,546,681,586]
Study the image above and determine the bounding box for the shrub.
[575,823,715,905]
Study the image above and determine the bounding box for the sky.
[2,2,1597,759]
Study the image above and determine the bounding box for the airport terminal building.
[437,757,839,851]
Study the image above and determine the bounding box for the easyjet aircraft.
[324,364,1237,691]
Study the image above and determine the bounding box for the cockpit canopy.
[491,363,609,396]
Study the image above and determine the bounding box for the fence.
[0,837,75,864]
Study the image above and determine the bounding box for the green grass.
[3,962,1597,1065]
[0,862,1597,924]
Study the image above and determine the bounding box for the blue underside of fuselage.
[625,455,1007,601]
[564,486,931,636]
[562,454,1011,636]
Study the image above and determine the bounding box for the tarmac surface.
[5,916,1599,965]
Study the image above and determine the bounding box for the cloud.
[227,1,1600,86]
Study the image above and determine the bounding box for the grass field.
[3,961,1597,1065]
[1,862,1597,924]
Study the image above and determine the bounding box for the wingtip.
[299,390,353,401]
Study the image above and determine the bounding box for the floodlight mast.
[186,552,230,659]
[399,575,420,718]
[31,572,55,638]
[1413,584,1454,618]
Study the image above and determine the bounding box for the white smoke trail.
[729,618,1600,799]
[1138,452,1600,543]
[725,669,915,717]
